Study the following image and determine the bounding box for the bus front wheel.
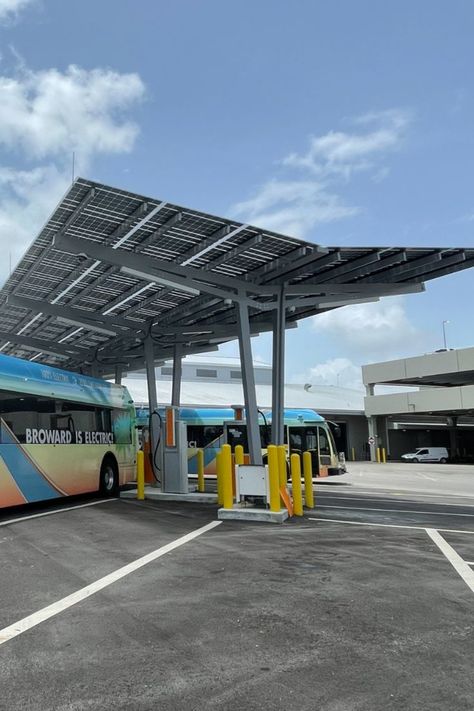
[100,456,119,496]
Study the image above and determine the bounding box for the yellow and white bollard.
[376,447,381,464]
[234,444,244,466]
[302,451,314,509]
[197,448,205,492]
[136,450,145,501]
[382,447,387,464]
[290,453,303,516]
[216,451,224,506]
[267,445,280,512]
[221,444,233,509]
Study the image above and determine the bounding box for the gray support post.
[271,287,285,445]
[114,365,122,385]
[448,416,458,460]
[236,300,263,465]
[144,336,160,480]
[367,416,378,462]
[366,385,378,461]
[171,344,183,407]
[385,417,391,458]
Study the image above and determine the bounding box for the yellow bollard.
[221,444,233,509]
[382,447,387,464]
[302,451,314,509]
[216,451,224,506]
[277,445,287,487]
[136,450,145,501]
[235,444,244,466]
[267,445,280,512]
[290,453,303,516]
[197,448,205,492]
[351,447,356,462]
[376,447,381,463]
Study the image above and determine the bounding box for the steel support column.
[114,365,122,385]
[171,344,182,407]
[366,385,378,461]
[271,287,285,445]
[144,336,160,480]
[236,301,262,465]
[448,416,459,459]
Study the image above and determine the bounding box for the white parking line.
[0,520,221,646]
[329,487,474,501]
[425,529,474,594]
[0,499,116,528]
[317,494,474,508]
[308,517,474,535]
[316,504,474,518]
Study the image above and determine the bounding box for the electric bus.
[0,353,136,509]
[135,406,345,478]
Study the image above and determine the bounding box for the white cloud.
[298,357,364,391]
[0,165,68,276]
[0,62,146,283]
[0,64,145,160]
[231,108,411,237]
[232,179,359,237]
[311,298,423,358]
[0,0,34,22]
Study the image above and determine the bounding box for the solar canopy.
[0,177,473,377]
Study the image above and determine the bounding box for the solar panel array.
[0,177,472,375]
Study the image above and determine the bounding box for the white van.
[401,447,449,463]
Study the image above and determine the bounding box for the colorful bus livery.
[0,353,136,509]
[137,406,344,478]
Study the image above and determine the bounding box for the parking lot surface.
[1,472,473,710]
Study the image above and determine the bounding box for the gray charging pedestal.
[162,419,189,494]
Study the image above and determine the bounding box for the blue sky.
[0,0,472,388]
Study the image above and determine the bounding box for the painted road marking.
[308,517,474,535]
[0,520,221,646]
[316,494,474,509]
[425,528,474,594]
[0,498,116,528]
[316,504,474,518]
[330,487,474,501]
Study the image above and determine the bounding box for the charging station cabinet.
[162,416,189,494]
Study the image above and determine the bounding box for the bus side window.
[289,430,303,453]
[305,429,318,451]
[317,427,331,456]
[111,409,132,444]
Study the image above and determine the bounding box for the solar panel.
[0,177,472,375]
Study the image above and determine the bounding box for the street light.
[442,320,450,350]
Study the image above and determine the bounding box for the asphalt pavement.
[0,468,473,711]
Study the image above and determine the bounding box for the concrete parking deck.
[1,476,473,710]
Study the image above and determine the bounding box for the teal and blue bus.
[136,406,345,478]
[0,353,136,509]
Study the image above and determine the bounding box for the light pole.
[442,320,450,350]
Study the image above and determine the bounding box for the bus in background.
[0,353,136,509]
[135,406,345,478]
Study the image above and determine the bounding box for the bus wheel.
[100,457,119,496]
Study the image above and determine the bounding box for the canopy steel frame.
[0,177,471,473]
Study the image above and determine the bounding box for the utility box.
[163,420,189,494]
[235,464,269,503]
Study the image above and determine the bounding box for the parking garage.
[364,347,474,461]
